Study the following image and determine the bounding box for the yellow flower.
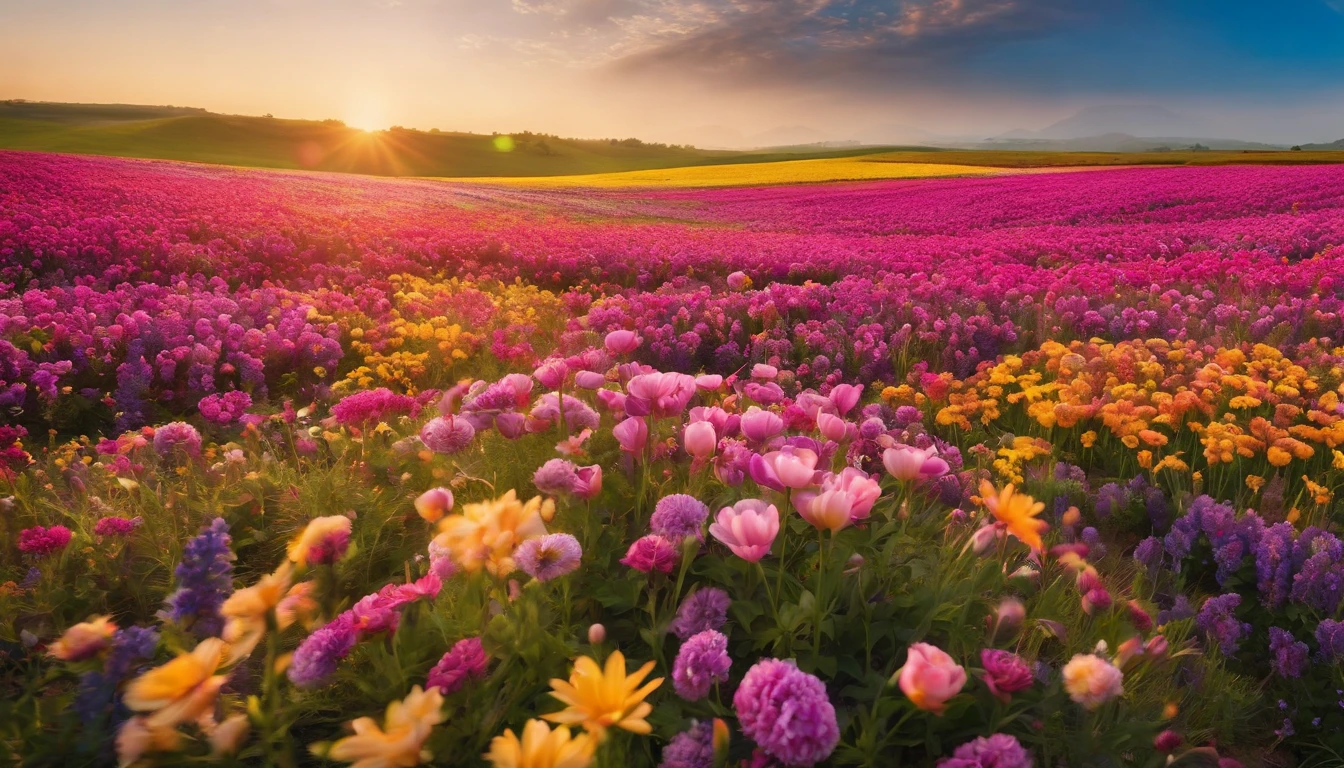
[978,480,1048,552]
[1080,431,1097,448]
[543,651,663,737]
[323,686,445,768]
[434,490,551,576]
[123,638,229,730]
[221,563,297,662]
[1267,445,1293,467]
[287,515,353,566]
[49,615,118,661]
[1246,475,1265,492]
[486,719,596,768]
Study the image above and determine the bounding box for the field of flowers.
[4,149,1344,767]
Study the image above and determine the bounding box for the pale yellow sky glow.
[4,0,1344,145]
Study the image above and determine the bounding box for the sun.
[344,92,389,132]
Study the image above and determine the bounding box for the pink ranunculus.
[684,421,717,460]
[613,416,649,455]
[621,534,680,573]
[709,500,780,562]
[751,364,778,380]
[881,444,950,481]
[495,411,529,440]
[533,358,569,390]
[740,407,784,444]
[749,445,819,492]
[827,384,863,416]
[894,642,967,715]
[695,374,724,391]
[595,389,627,415]
[980,649,1034,703]
[604,330,642,355]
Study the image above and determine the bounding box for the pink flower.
[695,374,724,391]
[827,384,863,416]
[980,649,1033,702]
[574,371,607,390]
[613,416,649,455]
[414,488,454,523]
[420,415,475,454]
[793,468,882,530]
[621,534,681,573]
[18,525,73,556]
[709,500,780,562]
[495,412,528,439]
[895,643,967,714]
[684,422,717,459]
[427,637,490,695]
[726,271,751,291]
[533,358,569,390]
[749,446,819,492]
[573,464,603,500]
[740,407,784,444]
[881,444,950,482]
[604,330,641,355]
[94,516,141,537]
[626,372,697,418]
[816,412,853,443]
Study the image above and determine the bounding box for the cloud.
[485,0,1102,86]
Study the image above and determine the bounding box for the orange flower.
[123,638,228,731]
[979,480,1048,552]
[486,719,596,768]
[322,686,445,768]
[543,651,662,737]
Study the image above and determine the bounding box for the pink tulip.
[684,422,717,459]
[793,468,882,528]
[816,412,852,443]
[499,374,534,407]
[689,406,740,438]
[595,389,627,414]
[695,374,724,391]
[709,500,780,562]
[605,330,641,355]
[533,359,568,390]
[740,406,784,444]
[627,372,697,419]
[881,444,950,481]
[894,643,967,714]
[573,465,602,500]
[749,446,819,492]
[613,417,649,454]
[574,371,607,390]
[828,384,863,416]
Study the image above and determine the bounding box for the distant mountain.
[978,132,1282,152]
[1302,139,1344,150]
[1035,105,1212,140]
[742,125,830,149]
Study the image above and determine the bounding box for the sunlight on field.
[452,155,1004,188]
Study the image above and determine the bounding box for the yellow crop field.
[451,155,1004,188]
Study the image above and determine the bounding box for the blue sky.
[3,0,1344,143]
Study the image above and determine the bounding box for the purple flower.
[1157,594,1195,626]
[514,533,583,582]
[1270,627,1309,678]
[420,415,475,454]
[1195,593,1251,656]
[152,421,202,458]
[1133,536,1163,579]
[1317,619,1344,661]
[673,630,732,701]
[660,721,714,768]
[980,649,1033,702]
[162,518,234,638]
[533,459,579,495]
[651,494,710,542]
[621,534,681,574]
[73,625,160,725]
[1255,522,1296,609]
[670,587,732,641]
[287,615,358,688]
[733,659,839,767]
[427,637,490,695]
[936,734,1033,768]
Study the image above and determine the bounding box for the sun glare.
[343,91,388,132]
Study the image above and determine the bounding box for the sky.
[4,0,1344,145]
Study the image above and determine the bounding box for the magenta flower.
[626,372,697,419]
[980,649,1034,702]
[614,416,649,454]
[621,534,681,574]
[427,637,490,695]
[733,659,839,767]
[740,407,785,444]
[605,330,642,355]
[18,525,73,556]
[937,734,1032,768]
[94,516,141,537]
[152,422,202,458]
[420,415,475,454]
[573,464,603,500]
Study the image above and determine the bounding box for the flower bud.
[993,598,1026,639]
[414,487,454,523]
[1153,730,1182,753]
[1081,587,1111,614]
[1144,634,1169,659]
[587,623,606,644]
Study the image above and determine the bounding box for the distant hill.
[1302,139,1344,150]
[0,101,893,177]
[1034,105,1211,140]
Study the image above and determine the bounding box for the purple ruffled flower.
[673,630,732,701]
[936,733,1033,768]
[733,659,839,767]
[1133,536,1163,579]
[670,588,731,641]
[651,494,710,542]
[287,615,359,688]
[533,459,580,495]
[1195,593,1251,656]
[660,721,714,768]
[514,533,583,582]
[1317,619,1344,661]
[420,415,475,454]
[152,421,202,458]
